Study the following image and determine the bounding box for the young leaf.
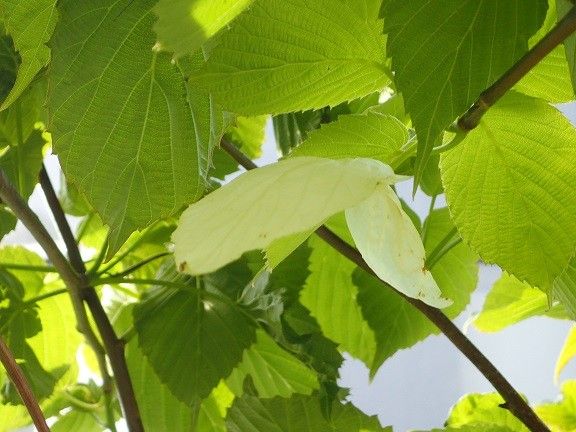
[0,129,45,200]
[553,258,576,320]
[555,326,576,383]
[445,393,529,431]
[226,330,319,398]
[0,0,57,110]
[289,113,408,167]
[153,0,254,58]
[441,92,576,291]
[173,157,400,275]
[346,187,452,308]
[535,380,576,431]
[383,0,547,187]
[133,283,256,404]
[190,0,390,115]
[226,393,391,432]
[49,0,208,255]
[474,273,566,333]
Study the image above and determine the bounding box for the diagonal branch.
[220,139,550,432]
[0,336,49,432]
[39,166,118,432]
[458,6,576,130]
[0,168,143,432]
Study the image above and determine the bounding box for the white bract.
[173,156,451,308]
[345,187,451,308]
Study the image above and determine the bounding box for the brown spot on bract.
[178,261,188,272]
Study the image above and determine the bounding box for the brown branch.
[0,336,49,432]
[39,166,119,432]
[458,6,576,130]
[0,169,143,432]
[38,167,140,431]
[220,140,550,432]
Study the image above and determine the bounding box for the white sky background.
[9,107,576,431]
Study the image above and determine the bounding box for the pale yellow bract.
[173,156,451,308]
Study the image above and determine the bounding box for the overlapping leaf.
[289,113,407,168]
[134,282,256,404]
[226,330,318,398]
[226,393,390,432]
[383,0,547,186]
[474,273,566,332]
[441,92,576,290]
[191,0,390,114]
[49,0,209,254]
[300,231,377,365]
[355,208,477,371]
[154,0,254,58]
[0,0,57,109]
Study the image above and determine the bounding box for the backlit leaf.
[226,329,318,398]
[474,273,566,333]
[0,0,57,109]
[191,0,390,115]
[289,113,408,168]
[383,0,546,187]
[153,0,254,58]
[49,0,208,254]
[441,92,576,290]
[226,393,390,432]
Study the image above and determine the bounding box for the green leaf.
[0,129,45,200]
[474,273,566,333]
[273,111,322,155]
[446,393,528,431]
[0,403,30,432]
[49,0,207,255]
[173,157,401,275]
[555,326,576,383]
[289,113,407,168]
[226,115,268,159]
[134,281,256,404]
[346,187,451,307]
[226,329,318,398]
[515,47,574,102]
[153,0,254,58]
[190,0,390,115]
[559,0,576,96]
[0,33,18,105]
[0,207,16,240]
[300,233,377,366]
[226,393,390,432]
[354,208,477,371]
[51,410,103,432]
[0,0,57,110]
[535,380,576,431]
[126,340,202,431]
[383,0,547,187]
[553,257,576,320]
[0,246,46,299]
[440,92,576,290]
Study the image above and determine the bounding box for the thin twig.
[38,166,141,432]
[0,169,142,431]
[104,252,171,278]
[458,6,576,130]
[220,140,550,432]
[0,336,49,432]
